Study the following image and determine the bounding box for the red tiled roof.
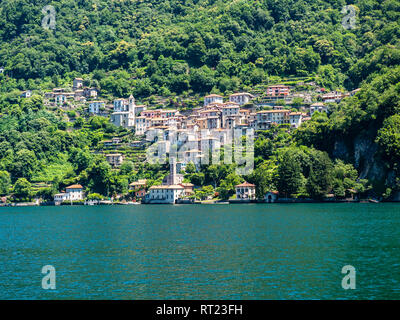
[235,182,256,187]
[66,184,83,189]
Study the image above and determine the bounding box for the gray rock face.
[332,131,394,193]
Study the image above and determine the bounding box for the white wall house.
[55,94,66,106]
[54,184,84,204]
[288,112,303,128]
[73,78,83,91]
[229,93,254,105]
[146,185,185,204]
[89,101,105,114]
[310,103,328,116]
[110,95,136,129]
[204,94,223,106]
[235,182,256,200]
[221,104,240,117]
[256,110,290,129]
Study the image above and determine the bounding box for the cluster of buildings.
[99,90,338,170]
[44,78,99,107]
[23,79,362,185]
[51,169,267,204]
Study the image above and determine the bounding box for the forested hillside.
[0,0,399,97]
[0,0,400,202]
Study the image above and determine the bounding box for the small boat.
[369,199,379,203]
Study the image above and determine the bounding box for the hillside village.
[10,77,362,205]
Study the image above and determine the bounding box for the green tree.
[306,151,333,199]
[0,170,11,195]
[217,173,243,200]
[12,149,38,179]
[247,160,277,199]
[13,178,32,199]
[276,151,304,197]
[184,162,196,174]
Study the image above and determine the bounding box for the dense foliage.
[0,0,399,201]
[1,0,400,97]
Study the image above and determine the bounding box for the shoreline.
[0,200,396,207]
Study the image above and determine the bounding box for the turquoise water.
[1,204,400,300]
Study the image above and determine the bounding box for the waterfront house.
[265,191,279,203]
[65,184,84,201]
[54,184,84,204]
[54,192,67,204]
[146,185,185,204]
[129,179,147,199]
[180,183,194,196]
[235,182,256,200]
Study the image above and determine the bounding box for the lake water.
[1,204,400,300]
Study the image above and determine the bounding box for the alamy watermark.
[341,5,357,30]
[341,265,356,290]
[41,265,56,290]
[41,5,56,30]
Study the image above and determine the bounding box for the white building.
[221,103,240,117]
[135,116,150,135]
[204,94,223,106]
[229,92,254,105]
[73,78,83,91]
[55,94,66,106]
[235,182,256,200]
[146,185,185,204]
[310,103,328,116]
[256,110,290,129]
[321,92,347,103]
[89,101,105,114]
[288,112,303,128]
[110,95,136,129]
[54,184,84,204]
